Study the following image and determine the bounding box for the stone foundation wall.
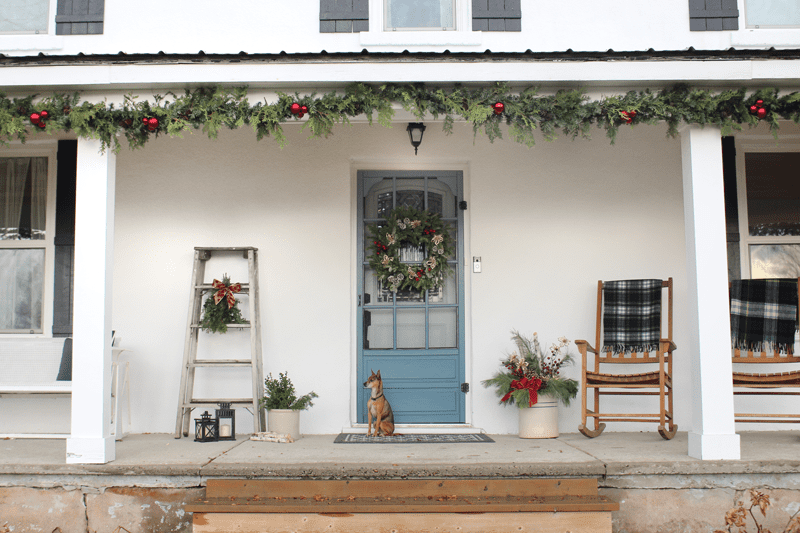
[2,483,799,533]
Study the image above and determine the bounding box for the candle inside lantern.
[220,424,232,438]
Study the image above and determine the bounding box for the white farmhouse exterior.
[1,0,799,464]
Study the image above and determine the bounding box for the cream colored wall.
[110,120,692,435]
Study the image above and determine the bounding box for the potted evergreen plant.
[482,330,579,438]
[259,372,318,440]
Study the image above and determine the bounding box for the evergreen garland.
[2,83,800,152]
[198,275,247,334]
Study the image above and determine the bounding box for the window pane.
[744,153,800,236]
[0,0,49,33]
[365,309,393,349]
[397,308,425,348]
[429,307,457,348]
[386,0,455,30]
[1,157,48,240]
[746,0,800,27]
[0,249,44,331]
[750,244,800,278]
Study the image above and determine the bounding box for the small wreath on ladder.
[367,206,455,294]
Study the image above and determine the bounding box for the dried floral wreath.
[367,206,455,294]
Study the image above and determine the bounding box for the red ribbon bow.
[212,279,242,309]
[501,376,542,407]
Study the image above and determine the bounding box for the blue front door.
[357,171,465,424]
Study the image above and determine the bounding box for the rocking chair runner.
[731,278,800,424]
[575,278,677,440]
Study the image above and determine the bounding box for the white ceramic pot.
[518,393,559,438]
[267,409,301,440]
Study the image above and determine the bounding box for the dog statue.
[364,369,395,436]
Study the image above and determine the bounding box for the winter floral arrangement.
[482,330,579,408]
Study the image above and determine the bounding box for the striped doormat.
[334,433,494,444]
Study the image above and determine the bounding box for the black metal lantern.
[215,402,236,441]
[194,411,218,442]
[407,122,426,155]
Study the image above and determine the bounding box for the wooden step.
[189,479,618,533]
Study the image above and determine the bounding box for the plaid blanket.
[602,279,663,354]
[730,279,798,353]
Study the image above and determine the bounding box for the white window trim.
[0,144,58,337]
[361,0,482,47]
[735,137,800,279]
[730,0,800,47]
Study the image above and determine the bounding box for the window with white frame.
[736,148,800,279]
[0,153,55,333]
[0,0,50,33]
[745,0,800,28]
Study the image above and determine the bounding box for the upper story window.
[385,0,455,30]
[745,0,800,28]
[320,0,519,33]
[0,0,50,33]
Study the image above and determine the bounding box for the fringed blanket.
[730,279,798,354]
[602,279,663,354]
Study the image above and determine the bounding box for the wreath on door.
[367,206,455,294]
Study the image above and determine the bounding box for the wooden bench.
[0,338,71,438]
[188,478,619,533]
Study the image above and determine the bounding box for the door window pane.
[0,249,44,331]
[385,0,455,30]
[750,244,800,278]
[397,308,426,348]
[746,0,800,27]
[365,309,394,349]
[429,307,457,348]
[0,0,49,33]
[745,153,800,236]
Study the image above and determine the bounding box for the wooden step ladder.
[175,247,266,438]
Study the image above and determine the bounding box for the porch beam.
[680,125,741,460]
[65,137,116,464]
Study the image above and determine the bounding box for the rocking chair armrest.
[575,340,598,354]
[660,339,677,352]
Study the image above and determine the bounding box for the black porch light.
[215,402,236,441]
[407,122,426,155]
[194,411,219,442]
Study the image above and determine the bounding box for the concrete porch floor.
[2,431,800,533]
[1,430,798,478]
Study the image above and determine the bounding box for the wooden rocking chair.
[575,278,677,440]
[731,278,800,424]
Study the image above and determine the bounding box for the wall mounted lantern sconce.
[407,122,426,155]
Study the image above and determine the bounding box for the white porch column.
[680,125,740,460]
[66,138,116,464]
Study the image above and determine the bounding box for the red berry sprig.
[749,99,767,119]
[492,102,504,115]
[621,110,637,124]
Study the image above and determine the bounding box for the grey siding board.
[56,0,103,35]
[473,0,521,32]
[689,0,738,31]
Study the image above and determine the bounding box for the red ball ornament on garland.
[492,102,504,115]
[147,117,159,131]
[300,105,308,114]
[622,110,637,124]
[757,107,767,119]
[142,118,149,124]
[749,105,758,114]
[37,121,46,129]
[30,113,41,124]
[290,103,301,115]
[39,110,49,119]
[756,100,764,106]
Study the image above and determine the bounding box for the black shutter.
[56,0,104,35]
[472,0,521,31]
[52,140,77,338]
[320,0,368,33]
[689,0,738,31]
